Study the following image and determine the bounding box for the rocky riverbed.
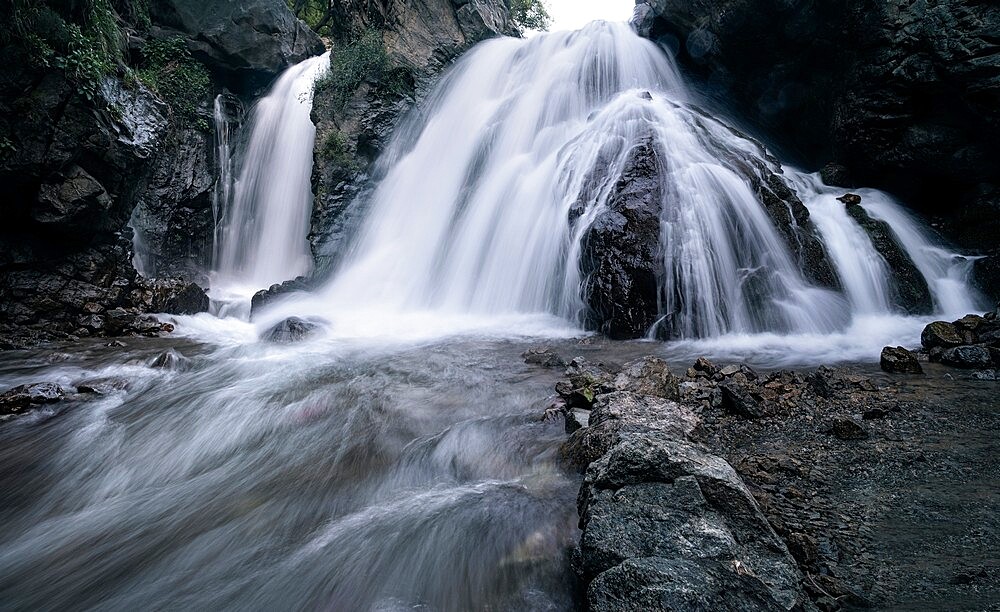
[524,339,999,611]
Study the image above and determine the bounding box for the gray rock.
[0,383,65,416]
[940,345,994,369]
[579,432,809,610]
[830,416,868,441]
[261,317,325,343]
[921,321,964,349]
[521,347,567,368]
[880,346,923,374]
[149,0,324,89]
[720,383,764,419]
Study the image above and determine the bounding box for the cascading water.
[210,52,330,314]
[263,21,980,350]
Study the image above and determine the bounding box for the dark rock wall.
[0,0,322,344]
[308,0,515,273]
[636,0,1000,300]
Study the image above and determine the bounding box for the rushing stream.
[0,17,988,611]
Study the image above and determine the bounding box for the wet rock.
[261,317,325,343]
[150,349,191,371]
[580,141,665,339]
[970,369,997,381]
[720,383,764,419]
[880,346,923,374]
[521,347,567,368]
[843,199,933,314]
[921,321,964,349]
[830,416,868,441]
[939,345,993,370]
[613,357,680,400]
[579,433,809,610]
[557,358,617,409]
[692,356,718,376]
[250,276,312,318]
[0,383,65,416]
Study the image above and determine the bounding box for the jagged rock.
[250,276,312,317]
[921,321,964,349]
[561,392,699,471]
[261,317,325,343]
[940,345,994,370]
[580,141,665,339]
[880,346,923,374]
[613,357,680,400]
[720,383,764,419]
[150,349,191,371]
[830,416,868,441]
[843,198,933,314]
[0,383,65,416]
[148,0,324,90]
[34,165,113,230]
[522,347,567,368]
[579,433,809,610]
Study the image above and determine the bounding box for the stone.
[521,347,567,368]
[261,317,325,343]
[579,433,809,610]
[150,349,191,371]
[720,383,764,419]
[830,416,868,440]
[921,321,964,349]
[940,345,994,369]
[0,383,65,416]
[250,276,312,318]
[612,357,680,400]
[880,346,923,374]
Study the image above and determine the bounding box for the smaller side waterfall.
[211,52,330,312]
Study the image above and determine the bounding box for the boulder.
[579,433,809,610]
[613,357,680,400]
[921,321,964,349]
[940,345,994,370]
[521,347,567,368]
[720,383,764,419]
[0,383,65,416]
[880,346,923,374]
[261,317,325,343]
[250,276,312,318]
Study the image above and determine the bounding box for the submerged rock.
[880,346,923,374]
[261,317,325,343]
[521,347,567,368]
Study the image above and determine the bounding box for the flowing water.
[0,18,989,612]
[211,52,330,313]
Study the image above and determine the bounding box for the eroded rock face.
[149,0,324,91]
[634,0,1000,289]
[580,141,665,340]
[309,0,515,273]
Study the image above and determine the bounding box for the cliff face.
[0,0,321,346]
[635,0,1000,300]
[308,0,516,273]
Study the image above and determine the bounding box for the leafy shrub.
[315,28,410,110]
[137,37,211,129]
[509,0,551,31]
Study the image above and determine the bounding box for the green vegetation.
[3,0,127,101]
[136,37,212,130]
[509,0,551,31]
[320,130,355,169]
[315,28,410,110]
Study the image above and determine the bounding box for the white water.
[210,52,330,312]
[241,21,980,358]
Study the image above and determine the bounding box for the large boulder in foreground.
[579,433,809,611]
[149,0,324,89]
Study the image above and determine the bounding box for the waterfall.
[210,52,330,312]
[253,22,979,348]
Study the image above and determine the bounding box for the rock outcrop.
[918,311,1000,376]
[149,0,324,91]
[634,0,1000,301]
[308,0,515,273]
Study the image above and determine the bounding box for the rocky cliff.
[634,0,1000,301]
[307,0,516,274]
[0,0,321,346]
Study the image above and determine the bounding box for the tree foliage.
[508,0,551,31]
